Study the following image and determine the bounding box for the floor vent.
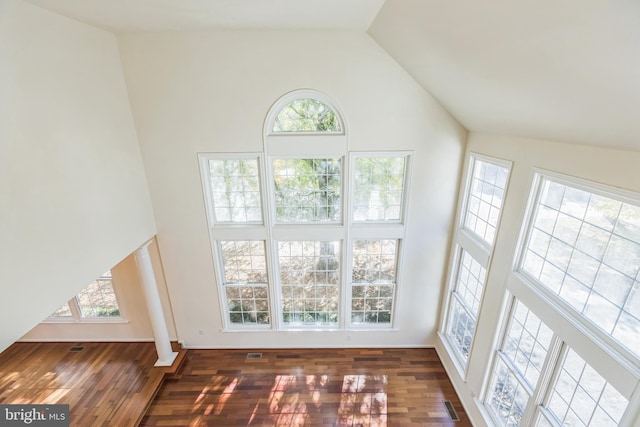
[443,400,460,421]
[69,345,85,352]
[246,352,263,359]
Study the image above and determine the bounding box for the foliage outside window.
[201,93,409,330]
[220,241,270,326]
[273,158,341,223]
[49,271,121,320]
[208,158,262,223]
[353,157,405,222]
[279,241,340,325]
[272,98,342,133]
[351,240,398,325]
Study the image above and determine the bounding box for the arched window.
[266,90,345,136]
[273,98,342,133]
[200,89,410,331]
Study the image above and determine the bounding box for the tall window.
[520,175,640,359]
[442,154,511,370]
[200,90,411,330]
[49,271,121,320]
[485,297,632,427]
[479,171,640,427]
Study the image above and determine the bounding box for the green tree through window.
[273,99,342,132]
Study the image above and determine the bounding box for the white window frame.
[478,170,640,427]
[200,90,412,332]
[199,153,271,330]
[45,270,126,324]
[440,153,512,375]
[514,169,640,370]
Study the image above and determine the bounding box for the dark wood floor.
[141,348,471,426]
[0,343,470,426]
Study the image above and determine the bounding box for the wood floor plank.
[0,342,179,427]
[141,348,471,427]
[0,344,470,426]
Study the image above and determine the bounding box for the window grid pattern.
[445,250,487,362]
[220,241,270,325]
[50,303,72,318]
[446,297,476,361]
[521,179,640,358]
[220,241,268,284]
[540,348,628,427]
[225,285,270,325]
[455,250,487,315]
[278,241,340,325]
[209,159,262,223]
[273,159,341,223]
[486,300,554,426]
[464,159,509,246]
[351,240,397,324]
[488,357,532,427]
[353,157,406,222]
[76,271,120,318]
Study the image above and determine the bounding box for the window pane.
[219,241,269,326]
[273,159,341,223]
[77,271,120,318]
[487,357,531,427]
[486,300,554,426]
[208,158,262,223]
[463,158,509,246]
[455,250,487,316]
[220,241,268,284]
[446,296,476,361]
[226,285,270,325]
[543,348,628,426]
[353,157,406,222]
[50,303,72,318]
[351,240,397,324]
[445,250,487,364]
[522,178,640,358]
[273,98,341,132]
[278,241,340,326]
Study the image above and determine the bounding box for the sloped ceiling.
[23,0,385,32]
[369,0,640,150]
[23,0,640,150]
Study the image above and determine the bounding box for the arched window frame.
[200,89,412,331]
[264,89,346,138]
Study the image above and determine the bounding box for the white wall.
[20,239,176,342]
[118,30,467,348]
[437,132,640,426]
[0,1,157,352]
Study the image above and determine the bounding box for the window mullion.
[68,297,82,320]
[515,334,564,426]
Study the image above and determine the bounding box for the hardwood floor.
[0,342,185,427]
[0,344,470,426]
[141,348,471,426]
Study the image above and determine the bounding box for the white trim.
[508,273,640,395]
[511,169,640,373]
[440,153,513,379]
[263,88,347,138]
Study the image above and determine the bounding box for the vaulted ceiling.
[25,0,640,151]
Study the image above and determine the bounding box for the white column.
[135,239,178,367]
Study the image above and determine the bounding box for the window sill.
[42,317,129,325]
